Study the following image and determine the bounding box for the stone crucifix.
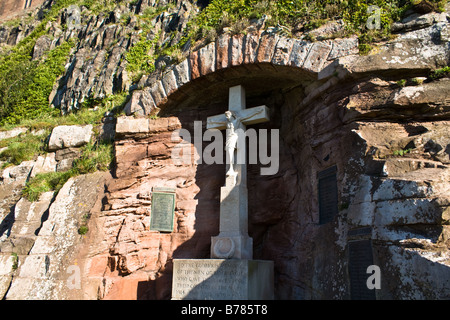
[206,85,269,259]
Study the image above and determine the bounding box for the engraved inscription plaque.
[150,188,176,232]
[172,259,274,300]
[318,165,338,224]
[348,240,376,300]
[172,260,248,300]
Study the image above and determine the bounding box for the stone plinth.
[211,183,252,259]
[172,259,274,300]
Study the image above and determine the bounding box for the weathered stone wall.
[91,7,450,299]
[0,1,449,300]
[78,73,449,300]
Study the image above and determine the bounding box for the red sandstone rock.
[243,31,262,64]
[216,33,231,69]
[230,34,245,66]
[199,42,216,76]
[189,50,201,80]
[255,33,279,63]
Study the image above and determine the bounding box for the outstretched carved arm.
[237,107,263,123]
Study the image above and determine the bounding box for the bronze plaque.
[348,240,376,300]
[150,188,176,232]
[318,166,338,224]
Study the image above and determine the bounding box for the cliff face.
[0,0,449,300]
[0,0,197,119]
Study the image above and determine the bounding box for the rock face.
[88,115,222,300]
[0,172,107,300]
[88,5,449,299]
[0,1,449,301]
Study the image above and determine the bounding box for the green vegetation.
[22,171,74,202]
[183,0,447,52]
[78,213,91,235]
[125,35,160,82]
[0,0,131,126]
[11,253,18,270]
[22,139,113,201]
[78,226,89,235]
[0,39,76,125]
[429,66,450,80]
[0,131,49,167]
[124,4,176,82]
[0,91,125,170]
[411,77,425,85]
[397,79,407,87]
[393,148,412,156]
[78,225,89,235]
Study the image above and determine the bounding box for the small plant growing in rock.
[397,79,407,87]
[78,225,89,235]
[393,148,412,156]
[412,77,425,85]
[11,252,18,270]
[429,66,450,80]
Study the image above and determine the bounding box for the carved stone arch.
[123,31,359,116]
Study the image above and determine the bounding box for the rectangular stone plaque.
[318,165,338,224]
[172,259,274,300]
[150,188,176,232]
[348,240,376,300]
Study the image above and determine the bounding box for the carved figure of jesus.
[224,110,240,177]
[207,85,269,186]
[224,108,263,177]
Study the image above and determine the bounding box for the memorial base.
[172,259,274,300]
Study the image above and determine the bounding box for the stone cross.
[206,85,269,259]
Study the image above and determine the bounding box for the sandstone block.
[230,34,244,66]
[116,117,150,135]
[30,153,56,178]
[373,179,432,201]
[161,69,178,97]
[48,125,93,151]
[56,158,74,172]
[327,37,359,60]
[303,41,332,73]
[172,58,191,88]
[55,147,81,161]
[309,19,345,40]
[148,80,167,106]
[243,31,261,64]
[255,33,279,63]
[2,160,35,182]
[199,42,216,76]
[272,37,294,66]
[115,143,148,163]
[123,88,157,116]
[32,35,52,60]
[216,33,230,69]
[289,39,313,68]
[375,198,444,226]
[11,192,53,235]
[189,50,200,80]
[392,12,447,33]
[0,127,27,141]
[148,117,181,133]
